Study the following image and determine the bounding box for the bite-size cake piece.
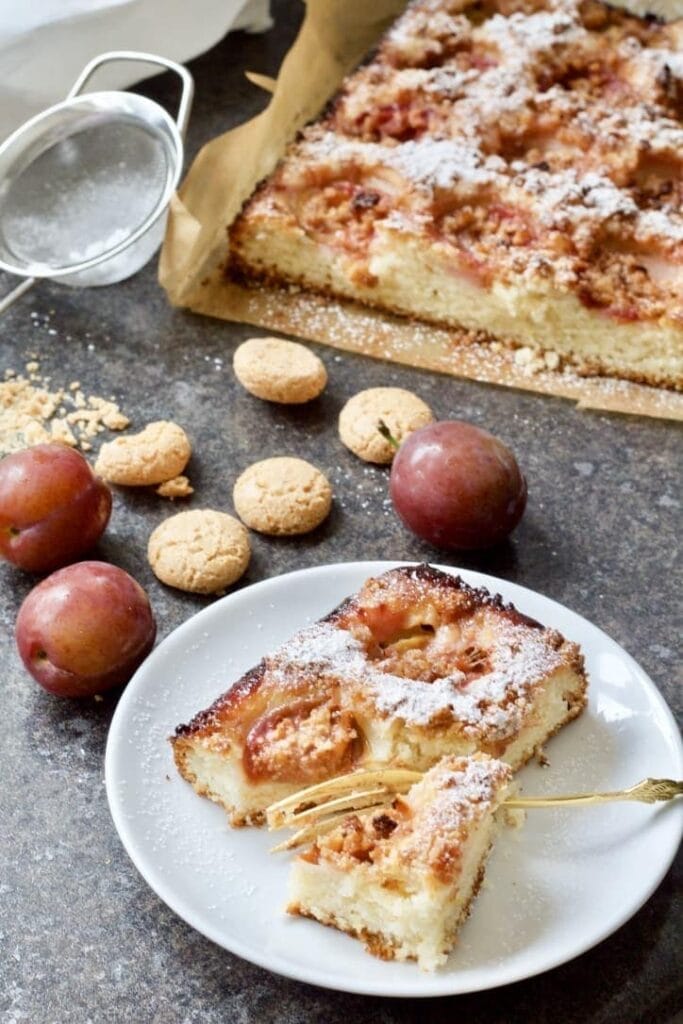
[230,0,683,389]
[172,565,587,825]
[286,753,513,970]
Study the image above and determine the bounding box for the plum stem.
[377,419,400,450]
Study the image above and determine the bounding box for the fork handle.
[505,778,683,809]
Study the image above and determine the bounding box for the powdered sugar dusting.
[300,103,683,248]
[517,168,638,230]
[269,620,367,679]
[638,210,683,245]
[411,756,512,834]
[294,0,683,252]
[386,8,469,48]
[236,0,683,393]
[264,594,566,732]
[389,138,505,189]
[368,620,564,731]
[418,65,479,97]
[482,3,582,56]
[302,133,505,191]
[574,103,683,157]
[378,755,514,878]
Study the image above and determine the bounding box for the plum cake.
[172,565,587,824]
[229,0,683,389]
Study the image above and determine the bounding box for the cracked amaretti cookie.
[286,753,513,971]
[229,0,683,389]
[171,565,587,825]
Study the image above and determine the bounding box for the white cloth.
[610,0,683,17]
[0,0,272,142]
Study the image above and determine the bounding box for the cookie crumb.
[50,420,77,446]
[0,370,128,456]
[156,475,194,499]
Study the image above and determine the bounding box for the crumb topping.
[308,753,512,883]
[263,566,569,733]
[174,567,587,805]
[245,0,683,323]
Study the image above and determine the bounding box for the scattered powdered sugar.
[269,620,367,679]
[303,133,504,191]
[369,620,563,731]
[417,65,479,97]
[637,209,683,245]
[459,66,536,126]
[630,41,683,84]
[265,609,564,732]
[369,672,471,726]
[244,278,683,414]
[391,757,513,872]
[386,8,468,49]
[388,138,505,190]
[481,0,583,55]
[576,103,683,156]
[296,0,683,251]
[302,128,680,252]
[414,756,511,828]
[518,168,638,229]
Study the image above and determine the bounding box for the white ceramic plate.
[105,561,683,997]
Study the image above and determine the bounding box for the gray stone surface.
[0,5,681,1022]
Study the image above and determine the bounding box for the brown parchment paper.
[159,0,683,422]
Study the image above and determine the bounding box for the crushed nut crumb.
[156,475,195,499]
[0,367,129,456]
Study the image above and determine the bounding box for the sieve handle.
[66,51,194,138]
[0,277,35,316]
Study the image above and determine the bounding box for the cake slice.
[229,0,683,389]
[172,565,587,825]
[286,753,513,970]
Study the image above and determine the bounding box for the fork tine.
[278,786,396,830]
[266,768,422,828]
[270,807,380,853]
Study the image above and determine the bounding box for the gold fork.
[266,768,683,852]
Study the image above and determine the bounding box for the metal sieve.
[0,51,193,308]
